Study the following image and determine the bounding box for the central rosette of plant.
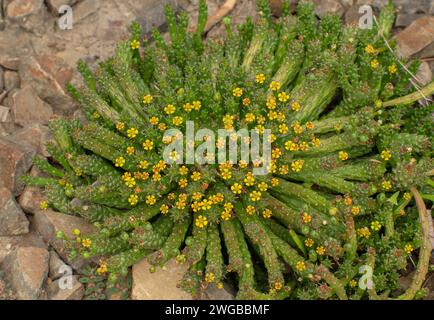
[23,0,433,300]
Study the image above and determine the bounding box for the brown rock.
[11,86,53,126]
[18,56,73,112]
[72,0,100,24]
[0,187,29,236]
[47,275,84,300]
[0,137,36,195]
[5,124,52,156]
[345,4,365,26]
[6,0,46,33]
[132,258,192,300]
[395,13,427,28]
[314,0,345,18]
[0,236,20,263]
[49,250,68,280]
[0,67,4,90]
[31,209,95,269]
[0,105,10,122]
[4,70,20,91]
[0,56,21,71]
[415,61,433,86]
[395,16,434,58]
[18,165,47,214]
[46,0,77,14]
[1,246,49,299]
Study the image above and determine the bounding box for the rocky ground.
[0,0,433,300]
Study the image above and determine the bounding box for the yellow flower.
[311,137,321,147]
[40,201,48,210]
[127,127,139,139]
[160,204,169,214]
[128,194,139,206]
[250,190,261,202]
[382,180,392,191]
[158,123,167,131]
[178,178,188,188]
[72,229,81,236]
[316,246,325,256]
[291,160,304,172]
[205,272,215,283]
[291,101,301,112]
[266,97,277,110]
[116,122,125,131]
[339,151,349,161]
[232,87,243,97]
[244,172,255,186]
[292,122,303,134]
[262,209,272,219]
[364,44,377,55]
[304,238,314,248]
[179,166,188,175]
[183,102,193,112]
[371,220,382,231]
[231,183,242,194]
[191,171,202,182]
[278,92,289,102]
[299,142,309,152]
[81,238,92,248]
[125,177,136,188]
[150,117,159,125]
[258,182,268,192]
[274,281,283,291]
[172,116,183,126]
[351,206,360,216]
[404,244,413,254]
[306,122,314,130]
[246,205,256,215]
[403,192,412,201]
[143,94,153,104]
[192,100,202,111]
[344,196,353,206]
[146,195,156,206]
[220,169,232,180]
[242,97,251,106]
[271,178,279,187]
[164,104,176,115]
[138,160,148,170]
[370,59,379,69]
[380,150,392,161]
[279,123,288,134]
[269,81,281,91]
[130,39,140,50]
[115,156,125,168]
[255,73,266,84]
[224,203,234,212]
[295,261,306,272]
[221,210,231,221]
[388,64,397,74]
[142,139,154,151]
[357,227,371,239]
[126,146,135,155]
[96,262,108,275]
[349,280,357,288]
[195,215,208,228]
[245,113,255,123]
[302,212,312,224]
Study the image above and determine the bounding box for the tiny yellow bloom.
[172,116,183,126]
[82,238,92,248]
[115,156,125,168]
[250,190,261,202]
[126,146,135,155]
[382,180,392,191]
[191,171,202,182]
[178,178,188,188]
[195,215,208,228]
[388,64,397,74]
[371,220,382,231]
[291,160,304,172]
[291,101,301,112]
[339,151,349,161]
[302,212,312,224]
[150,116,159,125]
[364,44,377,55]
[258,182,268,192]
[164,104,176,115]
[143,94,153,104]
[221,210,231,221]
[232,87,243,97]
[205,272,215,283]
[269,81,281,91]
[242,97,251,106]
[179,166,188,175]
[351,206,360,216]
[271,178,279,187]
[40,201,48,210]
[246,205,256,215]
[403,192,412,201]
[142,139,154,151]
[116,122,125,131]
[96,263,108,275]
[255,73,266,84]
[278,92,289,102]
[295,261,306,272]
[370,59,379,69]
[349,279,357,288]
[128,194,139,206]
[130,39,140,50]
[381,150,392,161]
[160,204,169,214]
[305,238,314,248]
[316,246,325,256]
[231,183,243,195]
[72,229,81,236]
[404,244,413,254]
[262,209,272,219]
[127,127,139,138]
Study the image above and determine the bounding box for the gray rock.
[72,0,100,25]
[11,86,53,126]
[49,250,67,280]
[3,70,20,91]
[45,0,77,14]
[0,137,35,195]
[5,124,52,156]
[394,16,434,58]
[47,275,84,300]
[415,61,433,86]
[313,0,345,18]
[395,13,427,28]
[132,258,193,300]
[0,187,29,236]
[1,246,49,300]
[5,0,47,34]
[0,105,10,122]
[31,209,95,270]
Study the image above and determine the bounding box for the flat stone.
[132,258,192,300]
[0,236,20,264]
[0,137,36,195]
[415,61,433,86]
[5,124,52,156]
[395,13,427,28]
[31,209,95,270]
[314,0,345,18]
[0,56,21,71]
[73,0,100,25]
[47,275,84,300]
[1,246,49,300]
[6,0,47,33]
[11,86,53,126]
[0,105,10,122]
[46,0,77,14]
[4,70,20,91]
[18,56,73,112]
[49,250,67,280]
[394,16,434,58]
[0,187,29,236]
